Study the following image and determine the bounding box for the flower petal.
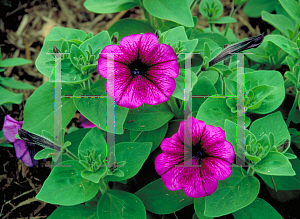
[201,156,233,180]
[201,125,226,148]
[181,158,219,198]
[204,140,235,163]
[177,117,206,147]
[160,133,185,154]
[155,153,185,191]
[78,114,99,129]
[14,140,34,166]
[142,43,178,66]
[3,115,23,142]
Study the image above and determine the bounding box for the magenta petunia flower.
[78,114,100,129]
[3,115,40,167]
[98,32,179,109]
[155,117,235,198]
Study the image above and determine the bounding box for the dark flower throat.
[192,141,208,162]
[129,59,148,77]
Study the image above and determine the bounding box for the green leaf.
[36,160,99,205]
[48,205,97,219]
[173,70,198,100]
[224,78,237,96]
[70,44,87,69]
[192,76,218,113]
[0,58,32,67]
[124,102,174,131]
[194,198,213,219]
[0,77,35,89]
[84,0,138,13]
[278,0,300,22]
[199,0,223,20]
[190,31,229,49]
[78,127,107,162]
[79,31,111,58]
[48,59,92,84]
[286,56,295,71]
[34,148,57,160]
[257,148,300,190]
[98,190,146,219]
[44,27,87,42]
[244,0,276,18]
[198,70,219,85]
[247,85,277,110]
[209,16,237,24]
[204,167,260,217]
[264,35,300,59]
[81,167,107,184]
[232,198,283,219]
[130,123,168,152]
[107,19,155,40]
[22,82,77,136]
[104,142,152,181]
[285,71,297,85]
[252,152,295,176]
[144,0,194,27]
[233,70,285,114]
[225,119,237,153]
[73,78,129,135]
[196,98,236,129]
[135,179,194,214]
[261,11,294,38]
[0,86,22,105]
[249,111,290,152]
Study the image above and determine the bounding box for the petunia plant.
[1,0,300,218]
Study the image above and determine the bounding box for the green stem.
[292,22,300,41]
[286,87,299,127]
[155,17,163,29]
[65,149,79,161]
[99,178,108,194]
[223,4,242,37]
[247,167,255,176]
[209,23,214,33]
[142,7,151,25]
[168,96,182,118]
[190,0,198,10]
[273,51,289,69]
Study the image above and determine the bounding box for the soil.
[0,0,298,218]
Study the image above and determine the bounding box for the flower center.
[192,142,207,162]
[129,59,148,77]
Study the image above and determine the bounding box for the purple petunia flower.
[155,117,235,198]
[3,115,40,167]
[98,32,179,109]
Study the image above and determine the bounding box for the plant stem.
[65,149,79,161]
[286,85,299,127]
[168,96,182,118]
[209,23,214,33]
[99,178,108,194]
[247,167,255,176]
[223,3,242,37]
[190,0,198,10]
[155,17,163,29]
[142,7,151,25]
[292,22,300,41]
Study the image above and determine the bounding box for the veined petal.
[181,158,219,198]
[143,43,178,66]
[204,140,235,163]
[201,156,233,181]
[14,140,33,166]
[119,34,144,62]
[107,73,143,108]
[177,117,206,147]
[160,133,185,154]
[142,74,176,105]
[3,115,23,142]
[147,60,179,79]
[155,153,185,191]
[98,45,130,78]
[201,125,225,148]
